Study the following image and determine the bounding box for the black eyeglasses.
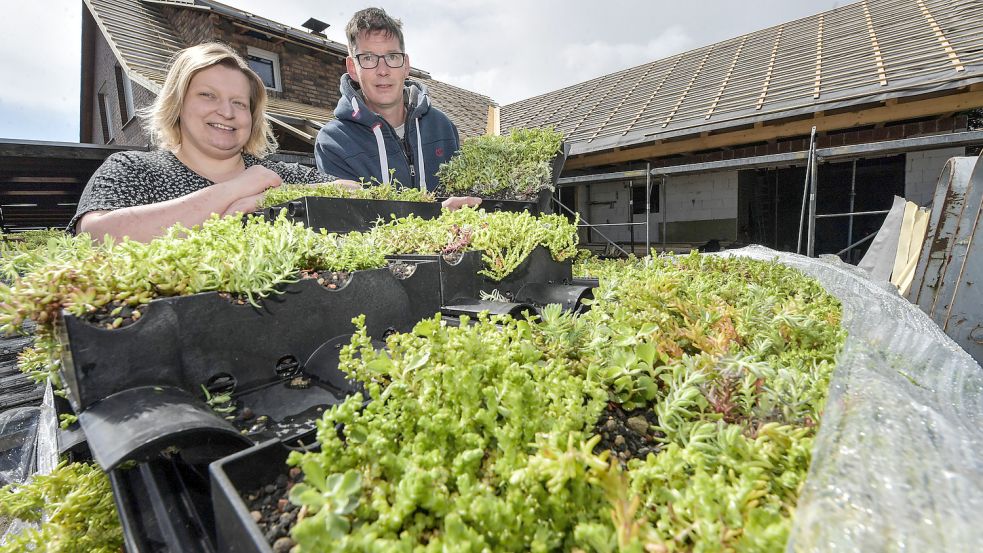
[354,52,406,69]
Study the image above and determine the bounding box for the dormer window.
[247,46,282,92]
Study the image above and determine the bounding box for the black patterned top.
[69,150,333,233]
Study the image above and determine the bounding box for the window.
[631,183,659,214]
[247,46,281,91]
[97,91,114,143]
[115,65,135,123]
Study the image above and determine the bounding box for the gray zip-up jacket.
[314,74,459,191]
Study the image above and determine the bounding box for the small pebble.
[250,510,262,523]
[264,484,276,494]
[277,498,289,511]
[604,418,617,432]
[626,416,650,435]
[272,536,295,553]
[289,467,301,479]
[614,435,626,447]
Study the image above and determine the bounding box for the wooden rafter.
[662,47,713,128]
[916,0,965,72]
[862,0,888,86]
[814,15,824,98]
[756,26,783,110]
[707,36,747,119]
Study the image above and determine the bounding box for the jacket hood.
[335,73,432,127]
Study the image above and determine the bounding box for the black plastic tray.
[210,439,290,553]
[265,196,442,233]
[111,455,222,553]
[56,268,416,470]
[480,246,574,298]
[57,268,412,413]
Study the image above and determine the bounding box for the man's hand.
[441,196,482,211]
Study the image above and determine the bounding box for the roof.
[82,0,494,140]
[0,140,138,231]
[502,0,983,157]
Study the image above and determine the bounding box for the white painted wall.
[660,171,738,222]
[905,147,966,207]
[584,171,739,243]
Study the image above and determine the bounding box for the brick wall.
[89,32,150,147]
[158,8,347,110]
[905,147,967,206]
[163,7,217,48]
[202,17,346,110]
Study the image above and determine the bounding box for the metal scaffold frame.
[553,129,983,257]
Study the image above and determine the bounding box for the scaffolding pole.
[646,162,651,255]
[554,130,983,256]
[797,127,817,254]
[807,130,819,257]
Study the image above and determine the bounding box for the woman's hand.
[441,196,482,211]
[225,165,283,196]
[332,179,362,192]
[222,192,267,216]
[219,165,282,215]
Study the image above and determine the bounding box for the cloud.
[559,27,692,87]
[0,0,836,142]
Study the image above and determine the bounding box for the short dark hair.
[345,7,405,55]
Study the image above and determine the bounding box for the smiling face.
[178,64,253,161]
[347,30,410,117]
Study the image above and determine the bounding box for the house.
[80,0,495,156]
[0,0,498,232]
[503,0,983,258]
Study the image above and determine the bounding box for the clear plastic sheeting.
[0,406,39,488]
[0,382,60,546]
[720,246,983,552]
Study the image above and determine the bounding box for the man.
[315,8,478,209]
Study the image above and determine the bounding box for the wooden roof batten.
[606,56,682,141]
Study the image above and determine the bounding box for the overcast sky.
[0,0,837,143]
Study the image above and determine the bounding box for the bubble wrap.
[721,245,983,552]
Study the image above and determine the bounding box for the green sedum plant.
[436,127,563,200]
[368,207,580,280]
[0,461,122,553]
[283,252,845,552]
[0,214,386,334]
[260,179,435,209]
[0,214,386,385]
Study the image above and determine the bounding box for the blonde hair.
[141,42,278,158]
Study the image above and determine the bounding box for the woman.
[70,42,356,242]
